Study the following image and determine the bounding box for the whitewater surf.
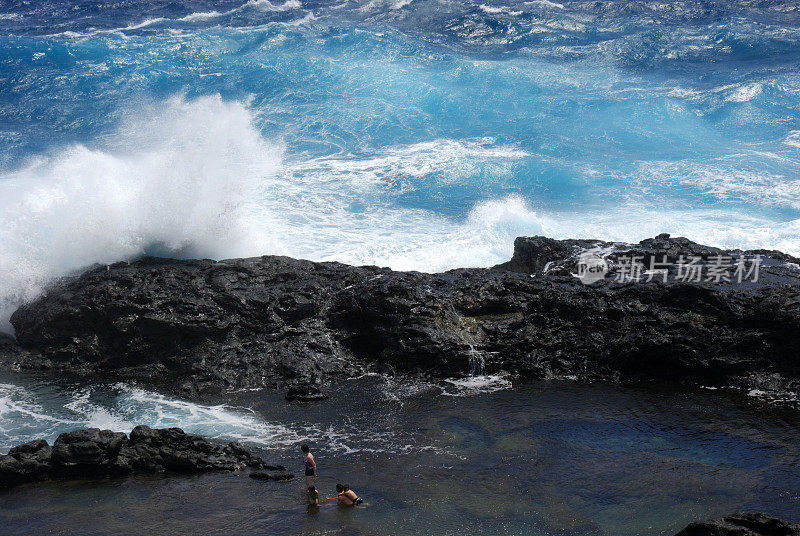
[1,1,800,535]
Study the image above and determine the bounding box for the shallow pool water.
[0,373,798,535]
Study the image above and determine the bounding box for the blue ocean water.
[2,7,800,532]
[1,0,800,329]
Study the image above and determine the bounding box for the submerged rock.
[7,236,800,398]
[675,512,800,535]
[0,426,283,488]
[249,471,294,481]
[285,383,328,402]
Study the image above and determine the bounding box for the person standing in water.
[301,444,316,487]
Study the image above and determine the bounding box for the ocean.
[1,2,800,534]
[1,0,800,330]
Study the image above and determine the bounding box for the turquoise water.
[1,373,798,535]
[2,0,800,330]
[1,4,800,532]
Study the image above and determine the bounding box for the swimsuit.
[304,457,314,476]
[341,492,361,506]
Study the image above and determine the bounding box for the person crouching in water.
[329,483,362,506]
[307,486,320,508]
[343,484,362,505]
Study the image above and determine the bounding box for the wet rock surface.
[0,333,30,364]
[674,512,800,535]
[249,471,294,481]
[0,426,284,488]
[4,235,800,399]
[0,439,53,487]
[285,383,328,402]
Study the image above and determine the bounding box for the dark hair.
[307,486,316,492]
[336,483,344,493]
[301,444,309,453]
[343,484,350,491]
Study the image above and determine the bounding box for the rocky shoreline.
[1,234,799,533]
[1,234,799,401]
[0,426,796,535]
[0,426,288,489]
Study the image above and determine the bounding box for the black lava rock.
[0,439,53,486]
[7,236,800,398]
[675,512,800,535]
[0,426,283,488]
[51,428,128,475]
[249,471,294,481]
[285,383,328,402]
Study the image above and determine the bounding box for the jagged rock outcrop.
[0,426,282,488]
[5,235,800,399]
[0,333,28,364]
[675,512,800,535]
[51,428,128,474]
[497,233,800,285]
[8,256,377,397]
[0,439,53,486]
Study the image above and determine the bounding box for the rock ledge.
[5,235,800,399]
[0,426,286,488]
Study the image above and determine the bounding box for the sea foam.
[0,96,282,333]
[3,92,800,335]
[0,94,544,333]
